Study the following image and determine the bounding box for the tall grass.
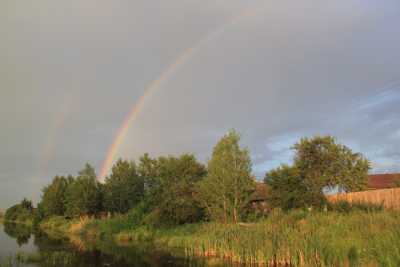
[39,210,400,266]
[0,256,21,267]
[114,210,400,266]
[39,216,74,235]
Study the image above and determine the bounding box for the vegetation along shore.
[3,130,400,266]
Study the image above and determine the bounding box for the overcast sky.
[1,0,400,208]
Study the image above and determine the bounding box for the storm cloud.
[1,0,400,208]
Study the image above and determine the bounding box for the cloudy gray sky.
[1,0,400,208]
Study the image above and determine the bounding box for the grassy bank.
[42,210,399,267]
[39,216,87,237]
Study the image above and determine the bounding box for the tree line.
[6,130,371,226]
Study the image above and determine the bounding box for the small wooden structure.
[249,183,270,215]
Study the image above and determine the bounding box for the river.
[0,223,231,267]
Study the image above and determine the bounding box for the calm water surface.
[0,223,231,267]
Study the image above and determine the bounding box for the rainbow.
[99,9,255,180]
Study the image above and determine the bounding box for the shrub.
[4,199,34,224]
[328,201,383,213]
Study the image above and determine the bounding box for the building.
[248,173,400,214]
[249,183,270,215]
[367,173,400,190]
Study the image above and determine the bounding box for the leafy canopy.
[138,154,206,225]
[265,164,309,210]
[156,154,206,224]
[4,198,34,223]
[198,130,255,223]
[103,159,144,214]
[293,136,370,193]
[265,136,370,209]
[64,163,101,217]
[40,176,70,217]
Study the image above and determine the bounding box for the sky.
[1,0,400,208]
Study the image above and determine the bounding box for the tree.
[156,154,206,224]
[293,136,370,198]
[40,176,70,217]
[137,153,206,225]
[265,165,310,210]
[197,130,255,223]
[4,199,34,223]
[266,136,371,209]
[64,163,101,217]
[138,153,161,203]
[103,159,144,214]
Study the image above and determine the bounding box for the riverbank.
[38,210,400,267]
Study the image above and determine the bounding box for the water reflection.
[3,222,32,246]
[1,223,231,267]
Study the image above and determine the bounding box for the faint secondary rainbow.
[38,99,73,179]
[99,9,256,180]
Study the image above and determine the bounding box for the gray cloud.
[1,0,400,208]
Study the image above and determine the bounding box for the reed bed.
[115,210,400,266]
[39,210,400,266]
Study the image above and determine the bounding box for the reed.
[68,216,91,234]
[113,210,400,266]
[0,256,21,267]
[39,210,400,266]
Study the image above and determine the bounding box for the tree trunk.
[223,198,227,224]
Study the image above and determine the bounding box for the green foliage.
[116,210,400,266]
[138,153,161,206]
[294,136,370,194]
[39,216,74,234]
[328,200,384,213]
[4,198,34,223]
[137,154,206,225]
[40,176,70,217]
[3,222,32,246]
[265,164,313,210]
[33,202,46,228]
[265,136,370,209]
[155,154,206,224]
[103,159,144,214]
[197,130,255,223]
[64,163,101,217]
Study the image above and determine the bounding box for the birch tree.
[197,130,255,223]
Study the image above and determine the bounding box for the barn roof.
[368,173,400,190]
[250,183,269,202]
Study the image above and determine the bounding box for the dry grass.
[68,216,91,234]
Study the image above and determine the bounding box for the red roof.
[368,173,400,189]
[250,183,269,202]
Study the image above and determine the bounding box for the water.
[0,223,229,267]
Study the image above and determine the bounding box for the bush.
[328,201,383,213]
[4,199,34,224]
